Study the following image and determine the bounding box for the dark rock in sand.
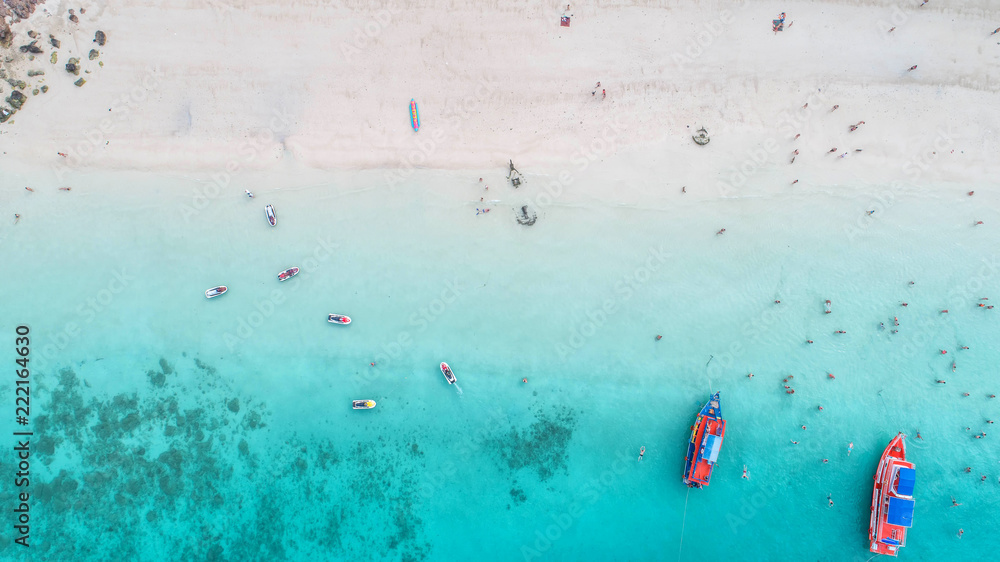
[19,41,42,54]
[49,35,60,48]
[7,90,26,110]
[26,70,43,77]
[94,30,106,46]
[227,398,240,413]
[27,30,37,38]
[69,14,78,23]
[88,49,99,60]
[74,78,85,87]
[0,107,12,123]
[40,85,48,93]
[66,58,79,75]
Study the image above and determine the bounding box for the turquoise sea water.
[1,163,999,561]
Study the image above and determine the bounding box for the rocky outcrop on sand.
[6,89,25,109]
[18,40,41,53]
[0,0,43,20]
[0,6,109,124]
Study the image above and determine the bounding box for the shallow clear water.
[1,163,998,561]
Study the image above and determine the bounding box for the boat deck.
[686,417,726,486]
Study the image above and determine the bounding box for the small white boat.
[328,314,352,325]
[205,286,228,299]
[265,204,276,226]
[277,267,299,281]
[440,362,457,385]
[352,399,376,410]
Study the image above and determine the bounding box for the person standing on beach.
[602,89,606,100]
[992,27,1000,35]
[908,65,918,71]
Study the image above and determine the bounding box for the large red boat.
[869,433,915,556]
[682,392,726,488]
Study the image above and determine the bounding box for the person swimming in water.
[245,189,254,198]
[847,442,854,456]
[638,446,645,461]
[742,465,749,479]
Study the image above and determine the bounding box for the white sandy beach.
[1,0,999,203]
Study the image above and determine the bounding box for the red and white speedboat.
[328,314,351,325]
[869,433,915,556]
[205,286,228,299]
[277,267,299,281]
[440,362,457,384]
